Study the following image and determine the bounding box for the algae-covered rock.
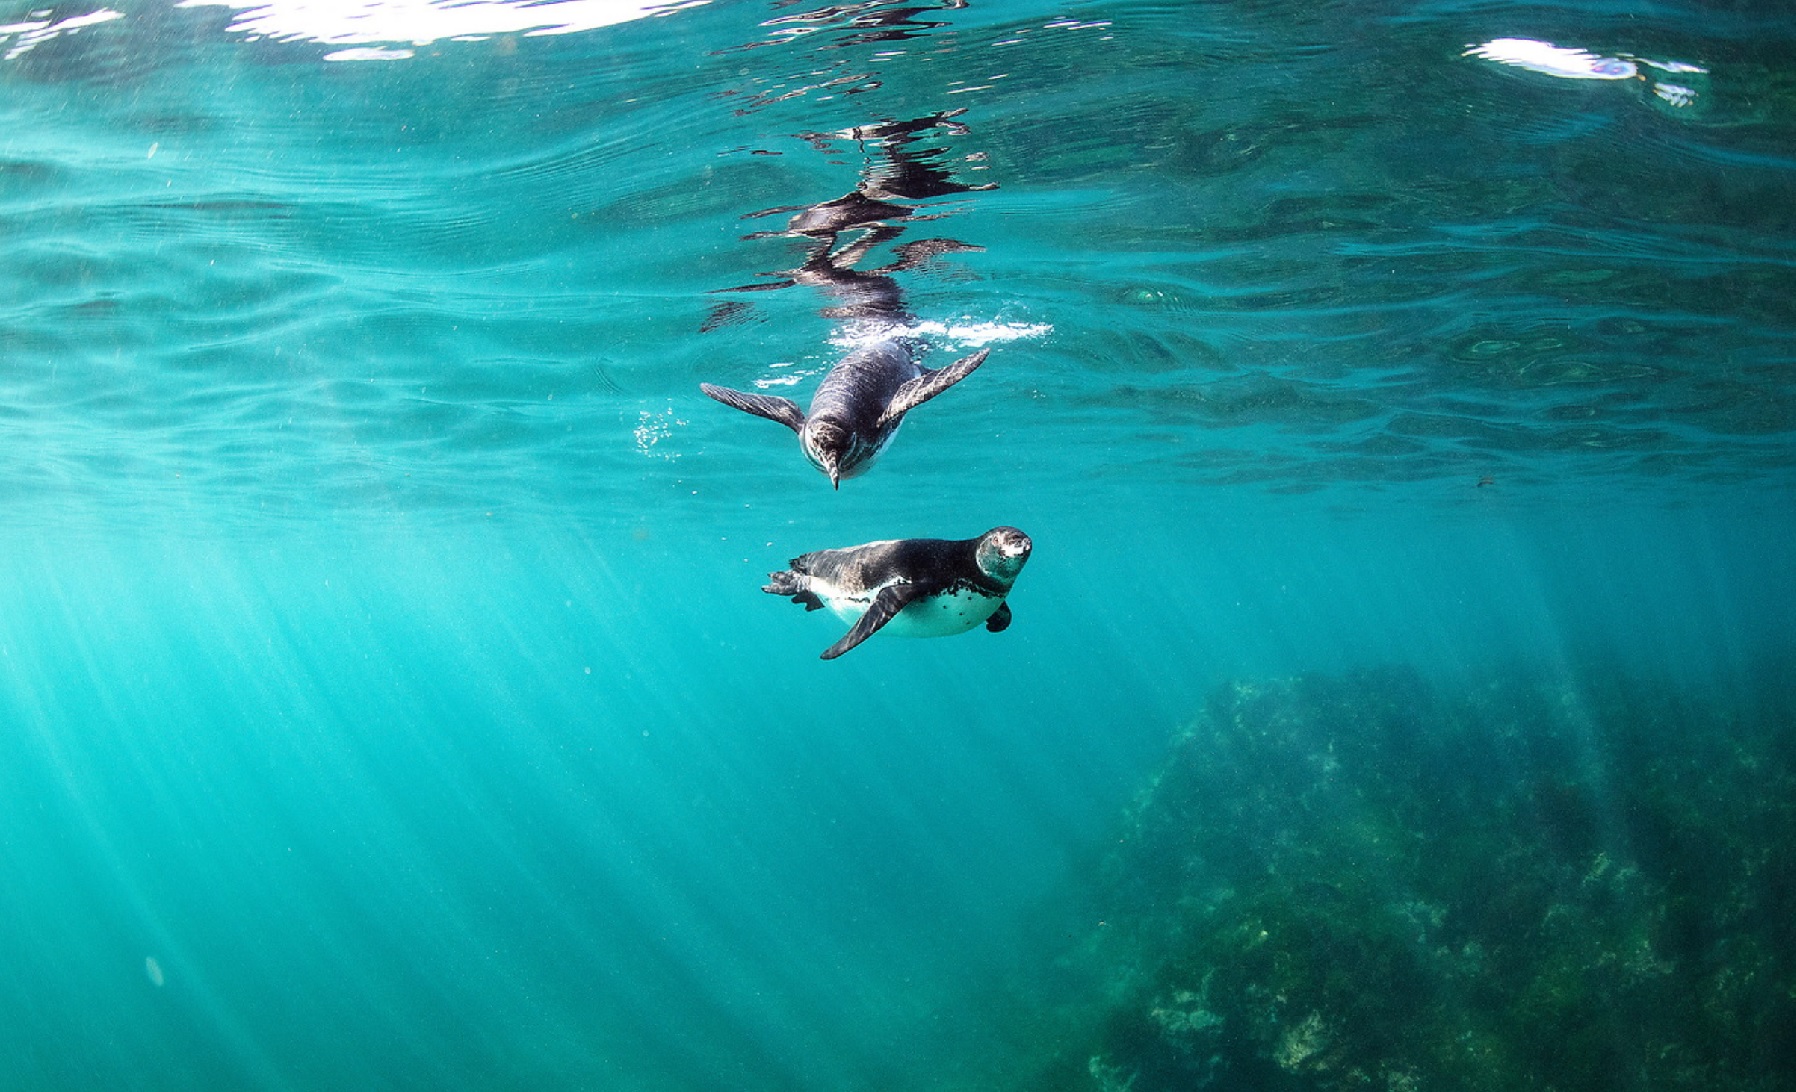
[1054,664,1796,1092]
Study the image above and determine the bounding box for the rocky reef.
[1038,663,1796,1092]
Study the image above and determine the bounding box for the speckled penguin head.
[975,526,1032,584]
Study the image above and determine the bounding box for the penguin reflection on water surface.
[764,527,1031,660]
[700,111,994,487]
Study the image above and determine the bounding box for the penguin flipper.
[875,348,989,428]
[821,583,925,660]
[985,601,1012,633]
[701,384,806,433]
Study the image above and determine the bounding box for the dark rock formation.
[1042,664,1796,1092]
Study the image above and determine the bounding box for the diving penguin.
[763,526,1031,659]
[701,343,987,488]
[699,112,993,488]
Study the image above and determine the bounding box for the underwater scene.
[3,0,1794,1089]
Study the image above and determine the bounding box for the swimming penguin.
[701,111,995,487]
[763,526,1031,659]
[701,344,987,488]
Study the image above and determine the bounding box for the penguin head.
[975,526,1032,583]
[802,418,853,489]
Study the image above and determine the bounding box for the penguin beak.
[824,457,841,490]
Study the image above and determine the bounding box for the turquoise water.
[3,1,1794,1089]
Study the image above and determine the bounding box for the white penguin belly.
[822,581,998,638]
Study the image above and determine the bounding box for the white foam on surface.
[175,0,708,49]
